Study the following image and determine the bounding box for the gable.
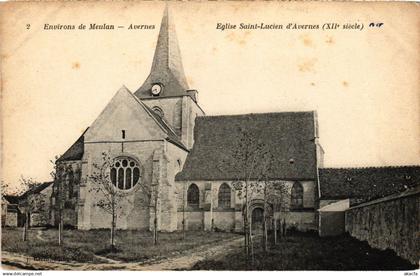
[85,86,170,142]
[176,112,317,181]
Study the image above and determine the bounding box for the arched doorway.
[251,207,264,233]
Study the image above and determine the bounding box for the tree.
[88,152,128,251]
[226,128,272,266]
[139,175,161,245]
[51,156,66,245]
[52,156,82,245]
[261,180,290,249]
[174,182,187,240]
[1,180,26,197]
[19,177,47,241]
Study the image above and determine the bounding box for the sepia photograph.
[0,1,419,272]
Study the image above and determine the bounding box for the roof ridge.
[142,101,179,136]
[128,89,172,136]
[130,91,186,150]
[199,111,316,119]
[57,127,89,162]
[320,165,420,170]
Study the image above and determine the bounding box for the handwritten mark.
[369,22,384,28]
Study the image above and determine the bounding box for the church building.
[50,6,324,232]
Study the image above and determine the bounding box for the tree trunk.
[182,218,186,240]
[153,217,157,245]
[274,219,277,245]
[244,216,249,256]
[58,217,63,245]
[153,189,158,245]
[22,212,28,241]
[244,182,249,266]
[111,213,116,250]
[250,229,254,266]
[282,218,286,237]
[58,209,63,245]
[182,185,186,240]
[243,217,249,268]
[264,219,268,252]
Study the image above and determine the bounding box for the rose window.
[110,157,140,190]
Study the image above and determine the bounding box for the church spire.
[135,4,192,99]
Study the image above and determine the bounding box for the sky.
[1,1,419,188]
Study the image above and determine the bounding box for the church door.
[251,207,264,233]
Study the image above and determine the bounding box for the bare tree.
[19,177,47,241]
[1,180,25,197]
[139,178,161,245]
[51,156,66,245]
[226,129,271,265]
[180,183,186,240]
[88,152,128,251]
[261,180,290,250]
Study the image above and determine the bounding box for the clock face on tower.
[151,84,162,96]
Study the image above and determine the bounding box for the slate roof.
[20,181,53,198]
[3,195,20,205]
[319,166,420,202]
[176,112,318,181]
[3,181,53,209]
[3,195,20,212]
[57,128,88,162]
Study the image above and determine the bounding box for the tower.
[135,5,205,149]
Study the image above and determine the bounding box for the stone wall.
[52,160,81,227]
[4,211,18,227]
[278,211,317,231]
[176,211,204,230]
[213,211,235,231]
[79,141,161,230]
[175,180,318,232]
[345,188,419,265]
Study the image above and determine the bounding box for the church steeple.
[135,5,194,100]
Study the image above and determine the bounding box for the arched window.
[110,157,141,190]
[291,182,303,209]
[187,184,199,207]
[218,183,231,208]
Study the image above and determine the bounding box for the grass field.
[192,231,417,270]
[1,227,239,263]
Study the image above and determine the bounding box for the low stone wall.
[282,211,317,231]
[345,188,419,265]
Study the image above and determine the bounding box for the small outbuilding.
[1,195,21,227]
[318,199,349,237]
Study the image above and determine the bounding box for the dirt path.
[1,237,244,270]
